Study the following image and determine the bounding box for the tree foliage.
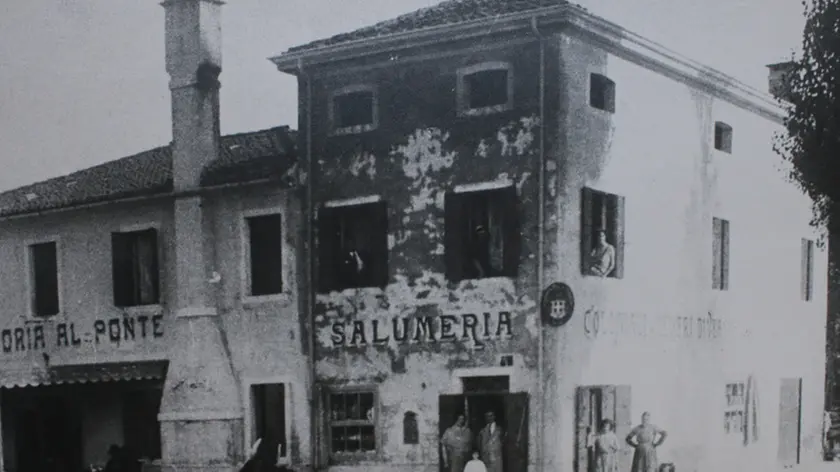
[775,0,840,231]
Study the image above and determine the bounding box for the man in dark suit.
[478,411,504,472]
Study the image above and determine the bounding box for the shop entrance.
[14,393,83,472]
[438,375,529,472]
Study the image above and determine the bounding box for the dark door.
[503,392,529,472]
[575,385,632,472]
[778,378,803,467]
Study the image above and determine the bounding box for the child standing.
[463,450,488,472]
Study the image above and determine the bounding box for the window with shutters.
[248,382,290,463]
[330,85,378,135]
[457,62,514,117]
[580,188,625,279]
[318,200,389,292]
[712,217,730,290]
[801,238,815,301]
[28,240,61,317]
[575,385,632,472]
[244,213,284,297]
[328,389,378,454]
[403,411,419,445]
[590,73,616,113]
[112,229,160,307]
[714,122,733,153]
[724,382,746,436]
[444,186,520,282]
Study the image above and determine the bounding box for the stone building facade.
[271,1,828,472]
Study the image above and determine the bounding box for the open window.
[581,188,625,279]
[712,217,730,290]
[457,62,514,116]
[28,240,60,317]
[330,85,377,135]
[575,385,632,472]
[801,238,815,301]
[403,411,419,445]
[328,389,377,455]
[714,121,733,153]
[444,186,520,282]
[112,228,160,307]
[318,200,389,291]
[245,213,284,297]
[249,382,290,463]
[590,73,616,113]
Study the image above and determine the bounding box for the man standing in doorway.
[478,411,504,472]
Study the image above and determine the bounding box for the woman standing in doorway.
[625,412,667,472]
[592,419,619,472]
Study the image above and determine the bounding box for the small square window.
[112,229,160,307]
[712,217,730,290]
[581,188,625,279]
[250,383,288,461]
[29,241,60,317]
[590,73,616,113]
[318,201,389,292]
[801,238,815,301]
[246,213,283,297]
[444,186,520,282]
[457,62,513,116]
[331,86,377,135]
[714,122,733,153]
[328,390,377,454]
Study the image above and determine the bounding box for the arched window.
[403,411,419,445]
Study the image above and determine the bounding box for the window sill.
[331,123,377,136]
[23,312,66,323]
[119,304,164,316]
[242,292,292,307]
[329,451,381,464]
[458,103,512,117]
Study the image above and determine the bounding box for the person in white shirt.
[464,451,488,472]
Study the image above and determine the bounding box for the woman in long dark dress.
[240,438,294,472]
[625,412,667,472]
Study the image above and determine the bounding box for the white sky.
[0,0,803,192]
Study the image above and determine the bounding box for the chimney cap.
[766,61,796,71]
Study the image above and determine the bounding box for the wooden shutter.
[317,207,338,292]
[444,193,464,282]
[575,387,592,472]
[315,384,331,468]
[712,218,722,289]
[721,219,730,290]
[612,196,625,279]
[777,378,802,466]
[138,228,160,304]
[580,188,594,276]
[502,186,521,278]
[112,233,134,306]
[438,395,466,472]
[801,239,814,301]
[614,385,633,472]
[371,201,390,288]
[504,392,530,472]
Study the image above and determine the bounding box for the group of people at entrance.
[588,412,668,472]
[440,411,504,472]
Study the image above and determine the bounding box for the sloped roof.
[287,0,571,53]
[0,126,297,218]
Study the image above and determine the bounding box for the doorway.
[11,393,83,472]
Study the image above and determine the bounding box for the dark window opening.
[462,376,510,393]
[112,229,160,307]
[318,201,389,292]
[724,382,746,435]
[444,186,520,282]
[30,241,59,316]
[333,91,374,129]
[590,73,616,113]
[247,214,284,296]
[403,411,419,445]
[123,387,163,460]
[581,188,625,279]
[329,391,376,454]
[714,122,733,153]
[575,385,633,472]
[251,383,288,460]
[801,238,815,301]
[464,68,510,110]
[712,217,730,290]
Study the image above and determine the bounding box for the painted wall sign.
[1,313,164,354]
[329,311,514,348]
[583,308,722,340]
[541,282,575,327]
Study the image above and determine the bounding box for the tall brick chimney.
[158,0,242,470]
[767,61,796,102]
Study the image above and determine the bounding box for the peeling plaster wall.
[307,40,549,470]
[548,33,828,472]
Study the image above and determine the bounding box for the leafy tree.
[774,0,840,233]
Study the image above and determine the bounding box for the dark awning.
[0,360,168,388]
